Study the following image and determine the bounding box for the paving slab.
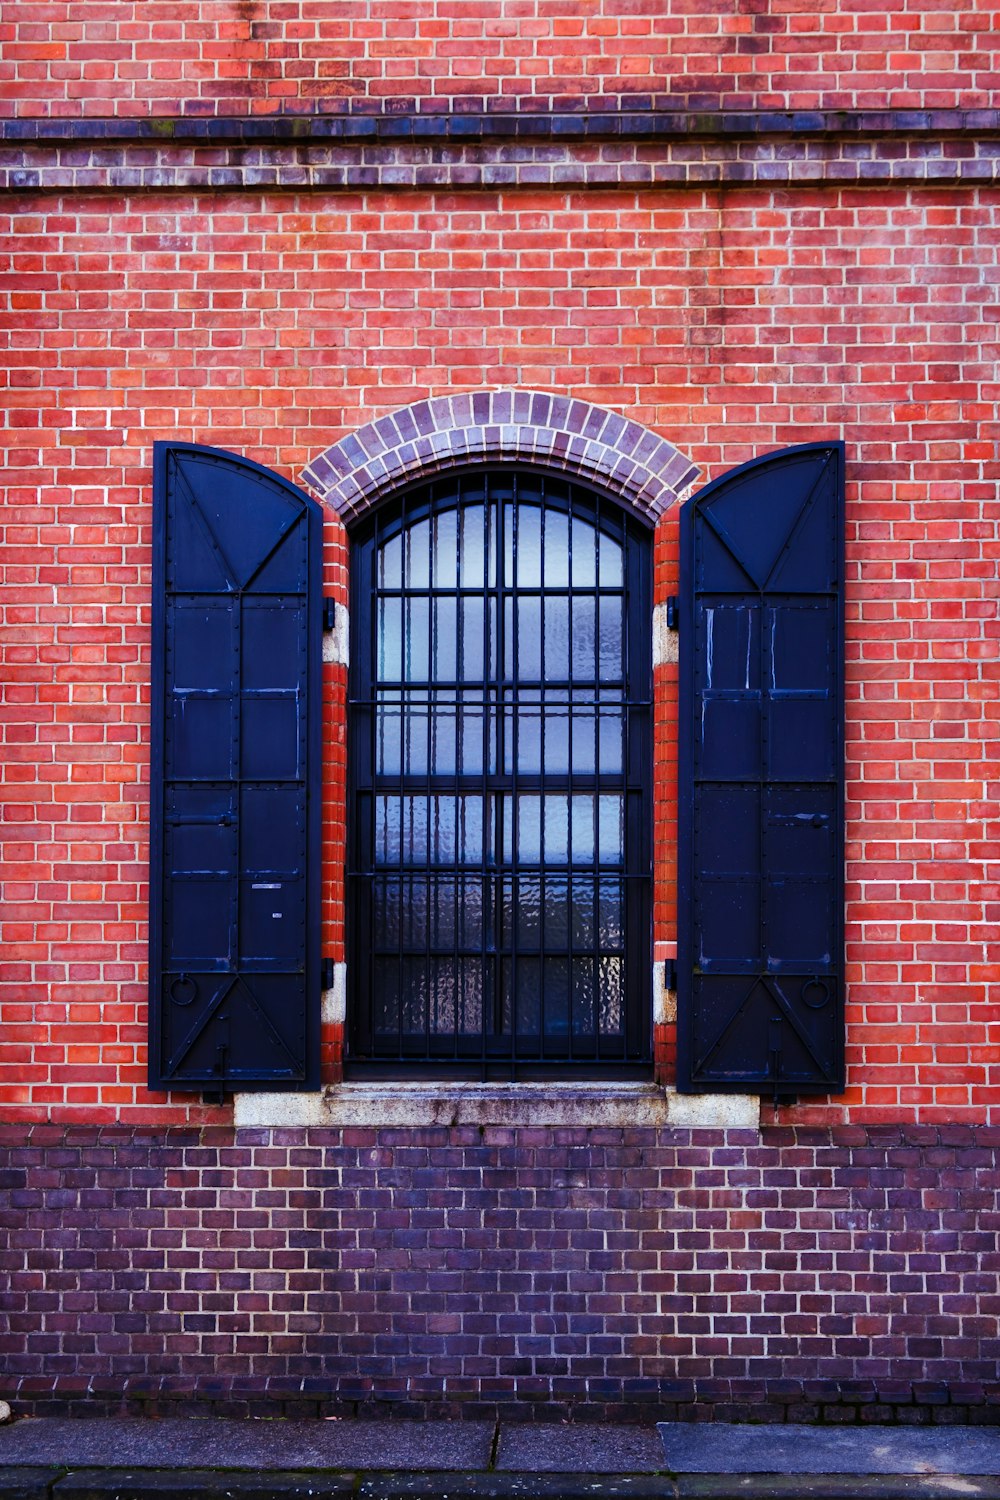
[52,1473,355,1500]
[497,1424,665,1473]
[0,1469,60,1500]
[359,1481,674,1500]
[677,1478,1000,1500]
[0,1419,494,1473]
[659,1424,1000,1477]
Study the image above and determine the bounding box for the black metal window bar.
[347,467,652,1077]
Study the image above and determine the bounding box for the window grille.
[348,468,651,1076]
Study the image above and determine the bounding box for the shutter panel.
[149,443,322,1093]
[677,443,844,1097]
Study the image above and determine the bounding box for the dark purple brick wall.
[1,1124,998,1424]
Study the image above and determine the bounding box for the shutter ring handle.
[169,973,198,1007]
[802,977,830,1010]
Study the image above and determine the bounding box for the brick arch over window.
[301,391,699,522]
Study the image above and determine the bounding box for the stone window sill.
[232,1082,760,1130]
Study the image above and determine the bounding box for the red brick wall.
[2,0,996,117]
[3,183,997,1124]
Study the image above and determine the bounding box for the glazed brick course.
[1,1124,998,1422]
[1,1,998,118]
[2,183,998,1125]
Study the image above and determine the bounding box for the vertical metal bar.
[480,479,491,1078]
[510,473,520,1077]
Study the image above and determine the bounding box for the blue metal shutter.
[677,443,845,1097]
[148,443,322,1093]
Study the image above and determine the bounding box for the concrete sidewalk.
[1,1418,999,1499]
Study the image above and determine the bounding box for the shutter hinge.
[323,597,337,632]
[664,958,677,991]
[666,596,679,630]
[322,957,335,991]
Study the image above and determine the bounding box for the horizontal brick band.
[301,391,699,525]
[1,1123,997,1422]
[3,108,999,193]
[3,106,999,142]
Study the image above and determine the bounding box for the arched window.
[347,467,651,1077]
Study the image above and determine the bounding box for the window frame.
[344,463,654,1080]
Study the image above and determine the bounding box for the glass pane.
[542,876,570,947]
[509,698,542,775]
[542,957,570,1035]
[599,956,624,1032]
[509,875,540,948]
[428,700,456,774]
[405,597,430,681]
[545,700,571,774]
[597,795,624,863]
[543,597,569,681]
[460,503,486,588]
[512,597,541,679]
[572,957,596,1034]
[407,517,430,587]
[598,596,624,680]
[598,530,623,586]
[511,957,540,1036]
[544,795,570,863]
[459,699,493,775]
[598,877,625,947]
[377,598,402,680]
[378,532,402,589]
[571,597,596,680]
[434,507,458,589]
[376,690,401,774]
[570,515,597,587]
[514,503,542,587]
[375,795,490,865]
[544,508,569,586]
[597,706,624,773]
[433,598,457,680]
[460,598,489,680]
[571,796,594,863]
[373,957,400,1030]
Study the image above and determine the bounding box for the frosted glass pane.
[378,533,402,588]
[570,515,597,587]
[571,796,594,863]
[544,597,569,680]
[378,598,402,680]
[514,504,542,587]
[407,518,430,587]
[597,795,624,863]
[545,705,570,774]
[542,876,570,947]
[428,702,456,774]
[599,956,624,1032]
[599,530,623,586]
[542,957,570,1034]
[375,795,490,865]
[405,597,430,680]
[460,504,486,587]
[598,596,624,680]
[433,598,457,680]
[571,597,596,679]
[572,958,596,1034]
[434,507,458,589]
[460,598,487,679]
[544,795,570,863]
[516,598,542,679]
[597,707,624,773]
[544,509,569,586]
